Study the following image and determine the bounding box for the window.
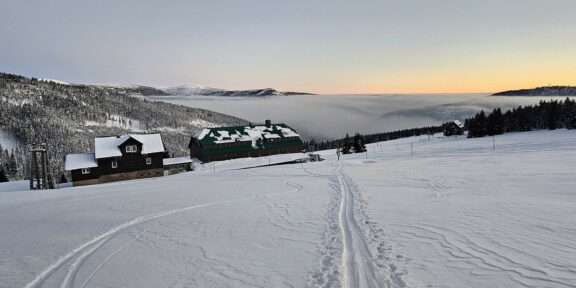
[146,157,152,165]
[81,168,90,174]
[111,160,118,168]
[126,145,137,153]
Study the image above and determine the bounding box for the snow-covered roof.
[194,123,300,146]
[163,156,198,166]
[453,120,464,128]
[94,134,165,159]
[65,153,98,170]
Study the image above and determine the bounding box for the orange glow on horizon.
[309,66,576,95]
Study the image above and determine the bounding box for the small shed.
[163,156,199,176]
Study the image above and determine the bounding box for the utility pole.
[410,142,413,156]
[29,147,36,190]
[492,135,496,150]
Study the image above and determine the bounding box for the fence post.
[492,135,496,150]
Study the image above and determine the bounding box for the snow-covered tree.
[353,133,366,153]
[0,168,7,182]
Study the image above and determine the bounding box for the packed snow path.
[336,161,380,288]
[1,130,576,287]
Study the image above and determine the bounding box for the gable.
[95,134,165,159]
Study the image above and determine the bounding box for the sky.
[1,0,575,94]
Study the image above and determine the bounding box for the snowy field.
[147,94,573,140]
[1,130,575,287]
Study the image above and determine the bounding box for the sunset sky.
[1,0,575,94]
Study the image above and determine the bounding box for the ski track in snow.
[336,160,380,288]
[24,181,304,288]
[308,160,406,288]
[308,164,343,288]
[79,229,150,288]
[334,160,405,288]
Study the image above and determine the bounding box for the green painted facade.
[189,123,303,161]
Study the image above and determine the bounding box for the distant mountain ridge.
[44,81,313,97]
[164,85,314,96]
[492,86,576,96]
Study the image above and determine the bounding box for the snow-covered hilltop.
[164,84,313,97]
[493,86,576,96]
[38,78,69,85]
[87,83,169,96]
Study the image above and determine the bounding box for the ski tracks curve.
[24,180,305,288]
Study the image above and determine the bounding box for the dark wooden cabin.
[443,120,465,136]
[65,134,167,186]
[189,120,303,163]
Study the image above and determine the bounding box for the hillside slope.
[493,86,576,96]
[1,130,575,287]
[0,72,248,179]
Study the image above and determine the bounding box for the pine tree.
[567,111,576,130]
[563,98,576,129]
[341,134,352,154]
[0,168,8,182]
[57,174,66,183]
[546,100,561,130]
[353,133,366,153]
[487,108,505,136]
[8,150,17,179]
[477,110,488,137]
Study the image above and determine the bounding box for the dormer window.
[126,145,137,153]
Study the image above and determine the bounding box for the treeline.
[303,125,444,152]
[466,98,576,138]
[340,133,367,154]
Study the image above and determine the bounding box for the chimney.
[265,119,271,128]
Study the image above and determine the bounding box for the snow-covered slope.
[0,73,248,178]
[1,130,575,287]
[164,85,312,96]
[87,83,169,96]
